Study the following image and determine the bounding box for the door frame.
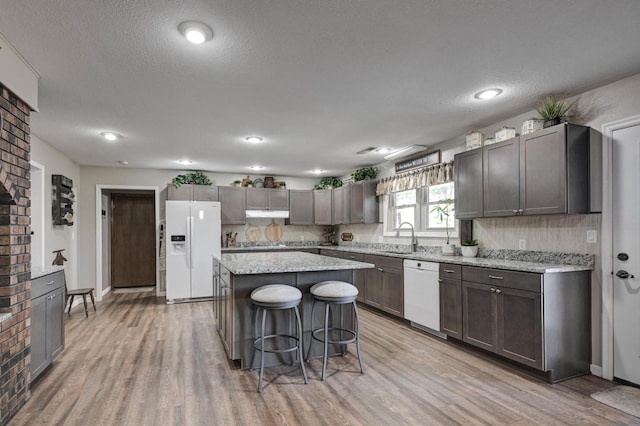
[601,114,640,380]
[95,184,161,300]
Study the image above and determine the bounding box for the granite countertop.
[31,265,65,279]
[220,251,374,275]
[222,244,593,274]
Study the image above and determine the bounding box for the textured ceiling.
[1,0,640,177]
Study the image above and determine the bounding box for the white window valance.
[375,161,454,195]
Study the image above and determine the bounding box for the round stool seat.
[251,284,302,308]
[310,280,358,303]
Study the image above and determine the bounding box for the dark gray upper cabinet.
[314,189,333,225]
[350,181,379,224]
[245,188,289,210]
[219,187,246,225]
[454,148,483,219]
[520,123,589,215]
[332,185,351,225]
[168,184,219,201]
[287,190,314,225]
[475,123,591,218]
[483,137,521,217]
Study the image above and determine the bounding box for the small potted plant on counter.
[461,240,479,257]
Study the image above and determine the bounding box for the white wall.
[76,166,321,296]
[30,134,80,291]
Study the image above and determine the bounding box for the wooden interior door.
[111,193,156,288]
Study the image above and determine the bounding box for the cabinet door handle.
[512,209,518,214]
[46,280,55,286]
[490,288,496,293]
[518,209,524,214]
[438,279,443,282]
[443,269,455,273]
[488,274,504,280]
[495,288,502,294]
[377,268,384,272]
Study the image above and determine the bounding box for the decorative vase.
[543,118,561,128]
[441,244,455,256]
[461,246,479,258]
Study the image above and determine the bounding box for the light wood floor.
[11,290,637,425]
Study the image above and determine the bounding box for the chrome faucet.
[396,222,418,252]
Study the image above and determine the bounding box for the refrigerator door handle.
[186,215,192,270]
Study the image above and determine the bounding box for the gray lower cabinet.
[31,271,66,382]
[313,189,333,225]
[287,190,314,225]
[439,263,462,339]
[219,187,246,225]
[460,265,590,382]
[363,254,403,317]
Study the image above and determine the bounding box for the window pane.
[394,206,415,229]
[394,190,416,207]
[429,182,454,202]
[427,203,455,229]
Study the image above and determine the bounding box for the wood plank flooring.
[11,290,638,425]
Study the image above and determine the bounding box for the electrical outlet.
[518,239,526,250]
[300,235,305,241]
[587,230,597,244]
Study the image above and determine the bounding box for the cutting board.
[245,225,261,242]
[265,220,282,242]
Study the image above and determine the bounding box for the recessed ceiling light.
[118,160,129,165]
[178,21,214,44]
[101,132,120,141]
[376,148,391,154]
[249,165,264,170]
[474,88,503,100]
[311,169,325,174]
[245,136,264,143]
[177,159,193,165]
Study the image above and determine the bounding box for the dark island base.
[230,270,356,369]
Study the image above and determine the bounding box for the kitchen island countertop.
[218,251,374,275]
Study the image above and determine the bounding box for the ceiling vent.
[356,147,377,154]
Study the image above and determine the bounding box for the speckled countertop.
[31,265,65,279]
[219,251,374,275]
[222,244,593,274]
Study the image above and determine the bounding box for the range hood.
[245,209,290,219]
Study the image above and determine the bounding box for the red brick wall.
[0,83,32,425]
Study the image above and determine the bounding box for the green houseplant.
[233,179,242,187]
[171,171,212,188]
[536,95,576,128]
[461,239,479,257]
[351,167,378,182]
[314,177,343,190]
[430,198,455,255]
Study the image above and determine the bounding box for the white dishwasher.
[403,259,445,338]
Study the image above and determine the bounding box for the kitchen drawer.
[462,266,541,293]
[31,271,65,299]
[364,254,403,270]
[439,263,461,280]
[320,249,341,258]
[338,252,364,262]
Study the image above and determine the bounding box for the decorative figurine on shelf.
[321,225,337,246]
[52,249,67,266]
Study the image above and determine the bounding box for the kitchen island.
[213,251,374,369]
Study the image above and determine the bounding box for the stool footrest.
[252,334,301,354]
[311,327,357,345]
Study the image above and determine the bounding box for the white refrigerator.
[166,200,221,302]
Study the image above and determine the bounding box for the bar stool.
[249,284,308,392]
[306,280,364,380]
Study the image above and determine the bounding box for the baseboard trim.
[591,364,603,377]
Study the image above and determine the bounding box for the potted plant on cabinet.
[461,240,479,257]
[351,167,378,182]
[430,198,455,255]
[232,180,242,187]
[171,171,212,188]
[245,179,254,188]
[535,95,576,128]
